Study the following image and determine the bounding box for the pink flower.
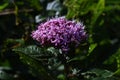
[31,17,87,52]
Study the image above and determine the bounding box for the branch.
[0,9,33,16]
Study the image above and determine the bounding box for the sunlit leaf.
[88,43,97,55]
[46,0,61,11]
[57,74,65,80]
[114,68,120,77]
[47,47,60,56]
[0,3,8,11]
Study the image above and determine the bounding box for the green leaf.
[13,45,55,80]
[13,45,58,62]
[13,45,49,60]
[88,43,97,56]
[13,45,42,55]
[47,47,60,56]
[91,0,105,25]
[0,67,13,80]
[19,53,54,80]
[0,3,8,11]
[5,38,25,45]
[104,48,120,68]
[28,0,42,10]
[57,74,66,80]
[114,68,120,77]
[67,55,86,63]
[46,0,61,11]
[65,0,94,18]
[90,69,113,78]
[81,68,115,80]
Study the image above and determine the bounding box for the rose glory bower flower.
[31,17,87,52]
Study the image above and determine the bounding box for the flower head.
[31,17,87,52]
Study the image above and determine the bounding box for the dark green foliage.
[0,67,13,80]
[81,68,116,80]
[13,45,55,80]
[0,0,120,80]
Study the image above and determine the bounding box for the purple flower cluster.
[31,17,87,52]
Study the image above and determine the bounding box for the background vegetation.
[0,0,120,80]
